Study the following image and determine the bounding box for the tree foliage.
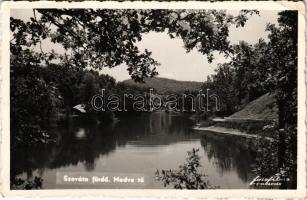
[155,148,214,189]
[10,9,258,82]
[11,65,58,147]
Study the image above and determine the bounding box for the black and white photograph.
[1,1,305,197]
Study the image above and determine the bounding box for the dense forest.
[10,9,297,189]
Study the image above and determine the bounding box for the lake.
[12,112,257,189]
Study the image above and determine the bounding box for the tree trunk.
[277,100,287,189]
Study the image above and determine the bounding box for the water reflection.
[11,112,257,189]
[75,128,87,140]
[200,133,257,183]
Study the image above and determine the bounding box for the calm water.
[12,112,257,189]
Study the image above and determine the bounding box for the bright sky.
[11,10,279,82]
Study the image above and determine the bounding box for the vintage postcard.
[0,1,306,198]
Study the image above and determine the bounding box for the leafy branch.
[155,148,216,189]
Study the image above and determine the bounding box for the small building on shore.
[72,104,87,115]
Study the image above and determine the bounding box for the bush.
[252,124,297,189]
[155,148,215,189]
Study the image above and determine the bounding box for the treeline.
[123,77,203,94]
[11,62,152,148]
[202,40,269,117]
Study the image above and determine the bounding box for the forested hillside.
[122,77,203,94]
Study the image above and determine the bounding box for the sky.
[11,9,279,82]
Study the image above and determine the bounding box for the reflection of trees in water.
[113,112,198,146]
[11,112,198,183]
[200,133,257,182]
[11,120,118,178]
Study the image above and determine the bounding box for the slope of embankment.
[194,93,278,138]
[227,93,278,121]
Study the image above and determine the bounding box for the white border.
[0,1,306,198]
